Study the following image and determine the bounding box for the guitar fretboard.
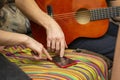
[90,6,120,20]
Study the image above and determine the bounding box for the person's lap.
[68,22,118,60]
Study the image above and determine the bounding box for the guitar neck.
[90,6,120,21]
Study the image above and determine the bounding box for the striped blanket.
[3,45,109,80]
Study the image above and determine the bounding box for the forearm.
[0,30,28,46]
[110,0,120,22]
[111,26,120,80]
[110,0,120,6]
[110,1,120,80]
[15,0,55,30]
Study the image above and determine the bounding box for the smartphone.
[49,55,77,68]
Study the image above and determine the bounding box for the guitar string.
[52,11,89,20]
[51,6,118,17]
[54,15,90,20]
[49,6,119,20]
[51,10,103,20]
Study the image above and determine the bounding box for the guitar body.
[31,0,109,46]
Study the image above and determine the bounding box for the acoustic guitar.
[30,0,120,46]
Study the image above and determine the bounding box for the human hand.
[45,21,68,57]
[24,36,52,60]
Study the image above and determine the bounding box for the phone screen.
[51,55,77,68]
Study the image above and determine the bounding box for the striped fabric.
[3,45,108,80]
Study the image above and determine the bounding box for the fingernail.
[60,54,63,57]
[49,57,52,60]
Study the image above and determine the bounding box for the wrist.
[110,0,120,6]
[20,34,30,46]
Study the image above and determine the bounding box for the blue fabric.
[68,22,118,60]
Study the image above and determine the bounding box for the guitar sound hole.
[75,8,90,24]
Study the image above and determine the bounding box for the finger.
[31,51,41,60]
[51,40,55,52]
[47,40,51,51]
[31,51,39,56]
[43,48,52,60]
[33,55,41,60]
[39,53,42,59]
[32,48,42,60]
[65,41,68,48]
[55,40,60,54]
[60,40,65,57]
